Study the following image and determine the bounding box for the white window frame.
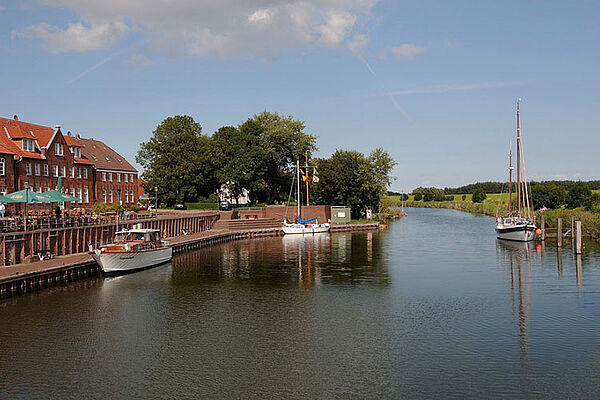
[25,162,32,176]
[117,173,121,182]
[109,173,113,182]
[84,188,89,203]
[55,143,64,156]
[77,168,81,179]
[131,189,134,203]
[109,190,113,203]
[77,188,82,203]
[53,165,58,177]
[34,163,41,176]
[0,158,5,176]
[61,166,66,178]
[102,172,106,182]
[43,164,49,176]
[102,190,107,203]
[70,166,75,178]
[124,174,128,183]
[83,168,88,179]
[22,139,35,152]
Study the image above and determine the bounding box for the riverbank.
[0,222,382,298]
[398,200,600,238]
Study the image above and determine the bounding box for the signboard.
[366,208,372,220]
[337,211,346,218]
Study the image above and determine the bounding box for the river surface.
[2,208,600,399]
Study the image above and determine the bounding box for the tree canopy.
[312,148,396,218]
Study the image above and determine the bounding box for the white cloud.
[14,0,378,58]
[347,33,369,53]
[386,43,428,60]
[12,21,128,53]
[126,54,152,67]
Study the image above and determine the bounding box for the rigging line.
[284,165,296,222]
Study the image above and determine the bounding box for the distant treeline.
[442,180,600,194]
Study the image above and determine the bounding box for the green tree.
[531,182,566,209]
[472,188,487,203]
[211,124,268,204]
[136,115,214,205]
[413,193,423,201]
[312,148,396,218]
[566,182,592,209]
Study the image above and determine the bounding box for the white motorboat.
[495,100,537,242]
[91,228,173,275]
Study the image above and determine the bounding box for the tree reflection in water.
[170,231,390,287]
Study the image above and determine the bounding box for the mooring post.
[571,216,575,241]
[576,221,582,254]
[541,215,545,241]
[557,218,562,247]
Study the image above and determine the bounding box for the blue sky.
[1,0,598,191]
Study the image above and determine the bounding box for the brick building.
[0,115,138,207]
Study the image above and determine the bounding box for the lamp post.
[155,187,158,210]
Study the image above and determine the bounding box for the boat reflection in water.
[496,239,536,365]
[170,231,389,287]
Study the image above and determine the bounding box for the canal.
[1,207,600,399]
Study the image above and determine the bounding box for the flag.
[312,175,320,183]
[301,168,310,182]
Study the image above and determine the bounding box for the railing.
[0,212,157,233]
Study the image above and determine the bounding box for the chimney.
[75,133,81,139]
[67,131,72,136]
[55,125,60,130]
[13,115,18,121]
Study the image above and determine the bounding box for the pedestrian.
[0,203,5,219]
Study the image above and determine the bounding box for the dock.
[0,222,382,298]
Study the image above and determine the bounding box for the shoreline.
[0,222,382,299]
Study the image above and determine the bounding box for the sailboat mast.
[297,159,301,223]
[305,152,310,206]
[509,148,513,215]
[516,100,521,216]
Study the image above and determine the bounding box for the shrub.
[413,193,423,201]
[462,194,467,201]
[472,189,487,203]
[531,182,566,209]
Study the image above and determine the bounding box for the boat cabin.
[115,229,163,243]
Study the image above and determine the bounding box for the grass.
[185,202,219,210]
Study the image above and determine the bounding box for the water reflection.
[496,240,535,366]
[170,232,389,287]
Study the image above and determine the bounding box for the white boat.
[282,222,330,235]
[283,158,330,235]
[496,100,537,242]
[91,229,173,275]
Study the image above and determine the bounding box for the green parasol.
[5,188,51,203]
[42,190,80,202]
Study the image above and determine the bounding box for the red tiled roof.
[77,137,137,172]
[64,135,83,147]
[74,157,94,165]
[0,116,55,146]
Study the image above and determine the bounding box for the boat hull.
[496,224,536,242]
[282,223,330,235]
[92,246,173,275]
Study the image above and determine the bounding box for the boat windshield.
[125,232,146,241]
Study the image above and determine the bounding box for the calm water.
[2,207,600,399]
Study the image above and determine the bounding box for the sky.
[0,0,598,192]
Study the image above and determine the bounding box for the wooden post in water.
[571,216,575,241]
[576,221,582,254]
[541,215,545,241]
[557,218,562,247]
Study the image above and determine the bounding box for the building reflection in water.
[170,231,389,287]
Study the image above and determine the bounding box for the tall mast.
[296,159,301,223]
[516,100,521,216]
[305,151,310,206]
[509,148,513,215]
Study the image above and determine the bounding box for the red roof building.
[0,115,139,207]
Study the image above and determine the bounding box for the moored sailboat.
[282,159,330,235]
[496,100,537,242]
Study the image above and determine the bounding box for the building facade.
[0,115,138,207]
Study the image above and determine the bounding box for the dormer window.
[55,143,64,156]
[23,139,35,152]
[70,146,81,158]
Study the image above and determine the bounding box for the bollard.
[557,248,563,277]
[541,215,545,241]
[571,216,575,241]
[557,218,562,247]
[576,221,582,254]
[576,254,583,288]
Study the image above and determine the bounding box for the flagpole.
[297,160,301,223]
[305,151,309,206]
